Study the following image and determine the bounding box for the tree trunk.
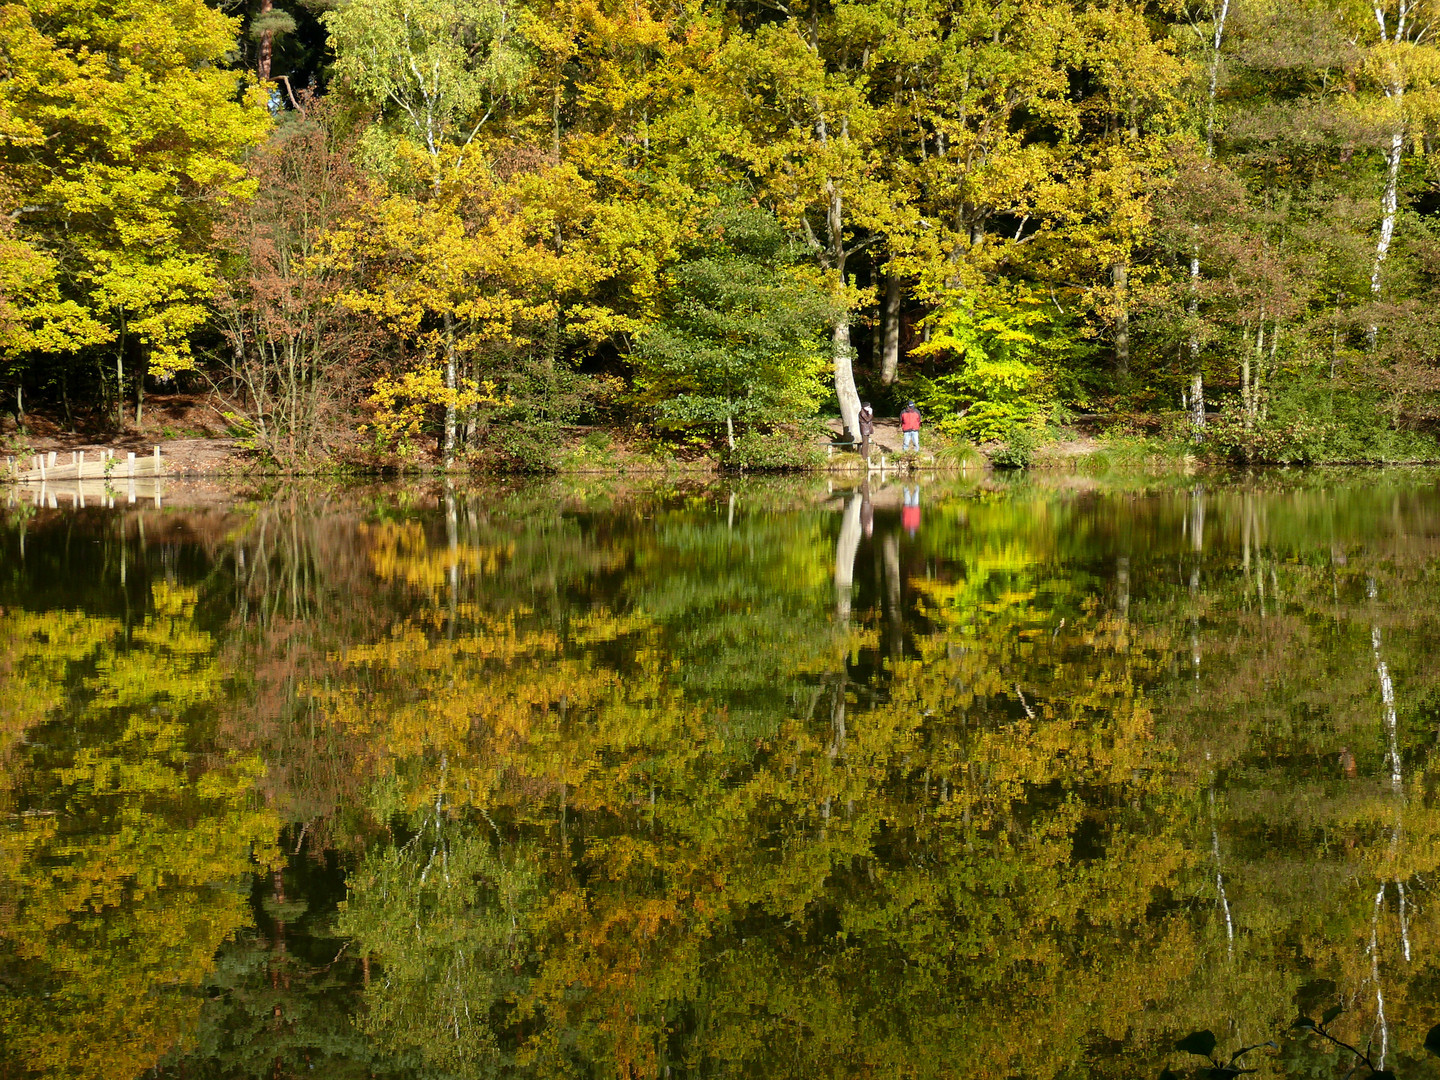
[1188,0,1229,442]
[725,413,735,451]
[1190,370,1205,440]
[442,310,457,469]
[880,271,902,385]
[1369,117,1404,345]
[833,318,861,443]
[882,530,903,660]
[1188,250,1205,441]
[1111,262,1129,380]
[258,0,274,81]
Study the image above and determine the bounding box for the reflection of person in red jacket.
[902,485,920,536]
[900,402,922,452]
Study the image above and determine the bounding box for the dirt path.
[820,417,909,453]
[6,432,245,478]
[3,395,247,477]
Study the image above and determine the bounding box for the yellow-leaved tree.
[0,0,269,423]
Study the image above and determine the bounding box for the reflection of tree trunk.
[1369,578,1403,792]
[442,311,458,468]
[444,484,459,638]
[1111,263,1129,380]
[1115,555,1130,653]
[1190,484,1205,553]
[883,532,903,660]
[1208,786,1235,956]
[1371,882,1391,1070]
[835,492,862,621]
[829,677,846,762]
[1366,576,1408,1070]
[880,272,902,385]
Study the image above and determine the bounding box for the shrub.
[989,424,1037,469]
[724,429,824,471]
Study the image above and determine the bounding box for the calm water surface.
[3,472,1440,1080]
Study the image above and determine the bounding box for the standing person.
[858,402,875,462]
[900,401,922,452]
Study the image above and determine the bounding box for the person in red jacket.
[900,402,922,452]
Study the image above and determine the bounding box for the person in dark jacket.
[900,402,922,452]
[858,402,875,461]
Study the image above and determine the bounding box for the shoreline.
[6,419,1440,484]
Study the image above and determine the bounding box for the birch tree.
[1359,0,1440,342]
[325,0,527,465]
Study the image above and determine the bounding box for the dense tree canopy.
[3,0,1440,462]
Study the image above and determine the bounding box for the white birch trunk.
[1189,0,1229,441]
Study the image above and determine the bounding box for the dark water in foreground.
[3,472,1440,1080]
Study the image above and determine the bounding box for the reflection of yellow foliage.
[318,504,1207,1080]
[0,584,279,1080]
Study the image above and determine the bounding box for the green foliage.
[910,285,1085,442]
[1206,375,1440,465]
[635,199,836,437]
[990,424,1039,469]
[0,0,269,397]
[323,0,528,180]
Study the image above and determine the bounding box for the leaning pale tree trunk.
[814,173,861,442]
[804,69,865,443]
[1188,0,1230,441]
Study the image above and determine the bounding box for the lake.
[3,471,1440,1080]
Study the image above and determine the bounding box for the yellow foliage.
[363,366,501,457]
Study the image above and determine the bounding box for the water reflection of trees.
[281,479,1440,1079]
[4,478,1440,1078]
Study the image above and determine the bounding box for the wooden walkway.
[3,447,171,483]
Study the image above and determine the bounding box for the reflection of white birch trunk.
[835,491,863,621]
[1371,883,1390,1069]
[1365,575,1409,1071]
[444,484,459,635]
[1208,784,1235,955]
[1373,625,1402,790]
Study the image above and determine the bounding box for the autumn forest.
[4,0,1440,469]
